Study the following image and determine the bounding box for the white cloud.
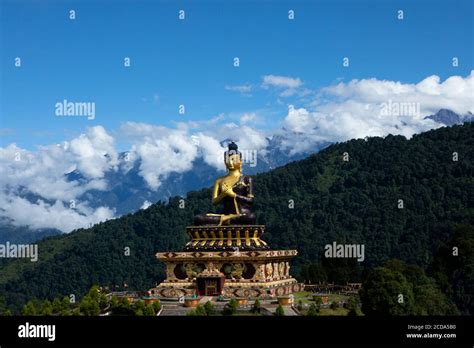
[0,126,117,201]
[262,75,308,98]
[69,125,118,179]
[134,135,197,190]
[121,121,268,180]
[0,193,114,233]
[262,75,302,89]
[194,133,226,170]
[240,112,257,124]
[140,200,152,210]
[262,75,304,97]
[122,122,199,189]
[281,71,474,151]
[225,84,252,94]
[218,124,269,155]
[319,71,474,116]
[0,126,118,232]
[283,106,312,133]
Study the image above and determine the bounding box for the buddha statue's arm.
[211,179,235,205]
[235,195,253,204]
[234,176,254,204]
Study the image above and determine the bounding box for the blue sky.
[0,0,473,232]
[1,0,473,149]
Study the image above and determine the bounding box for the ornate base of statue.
[150,142,303,299]
[150,225,303,298]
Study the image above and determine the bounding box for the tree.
[360,267,415,316]
[79,295,100,316]
[204,301,216,316]
[275,304,285,316]
[60,296,71,315]
[110,295,119,310]
[110,297,134,315]
[144,304,155,316]
[307,303,319,316]
[188,304,207,316]
[330,301,339,310]
[99,292,109,310]
[431,224,473,314]
[322,257,361,284]
[223,299,238,316]
[252,299,261,314]
[40,300,53,316]
[385,259,459,315]
[346,296,361,316]
[52,298,62,314]
[0,296,7,315]
[151,301,161,314]
[134,300,146,316]
[301,263,327,284]
[22,301,37,316]
[314,296,323,309]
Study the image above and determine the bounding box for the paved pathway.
[199,296,213,304]
[159,304,193,316]
[261,304,299,316]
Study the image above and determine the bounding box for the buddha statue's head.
[224,142,242,171]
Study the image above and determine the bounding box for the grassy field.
[292,291,355,316]
[292,291,350,305]
[325,294,350,302]
[319,307,349,316]
[293,291,313,298]
[292,291,314,304]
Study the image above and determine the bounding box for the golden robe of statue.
[194,142,256,226]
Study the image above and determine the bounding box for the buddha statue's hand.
[221,183,236,198]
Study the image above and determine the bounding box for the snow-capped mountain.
[424,109,474,126]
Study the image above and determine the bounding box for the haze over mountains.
[0,108,472,243]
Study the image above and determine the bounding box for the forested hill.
[0,123,472,310]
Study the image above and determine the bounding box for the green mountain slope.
[0,124,472,311]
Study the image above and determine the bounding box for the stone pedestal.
[150,225,303,298]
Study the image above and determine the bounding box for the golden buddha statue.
[194,142,256,226]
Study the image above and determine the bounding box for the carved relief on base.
[223,287,263,298]
[166,263,177,280]
[256,264,266,281]
[156,287,193,298]
[273,262,279,280]
[279,262,285,279]
[265,263,273,281]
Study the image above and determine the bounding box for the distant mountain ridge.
[424,109,474,126]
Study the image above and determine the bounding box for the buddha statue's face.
[225,153,242,171]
